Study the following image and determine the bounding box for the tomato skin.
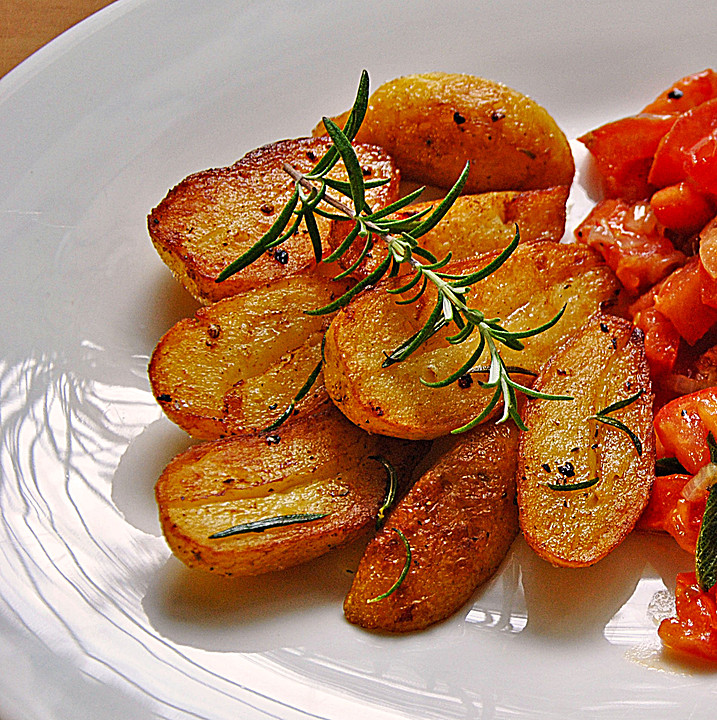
[659,572,717,662]
[643,69,717,115]
[654,257,717,344]
[638,473,691,531]
[575,199,685,295]
[648,99,717,189]
[686,130,717,197]
[632,306,681,375]
[653,387,717,474]
[578,114,677,200]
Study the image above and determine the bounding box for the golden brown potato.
[323,242,621,439]
[344,420,519,632]
[314,73,574,193]
[155,405,426,577]
[149,273,350,439]
[327,186,569,280]
[148,137,399,303]
[517,313,655,567]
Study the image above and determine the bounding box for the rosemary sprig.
[371,455,398,530]
[547,477,599,492]
[588,390,644,455]
[217,70,572,431]
[367,528,412,603]
[696,483,717,592]
[208,512,327,539]
[262,357,323,433]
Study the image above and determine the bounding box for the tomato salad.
[576,69,717,661]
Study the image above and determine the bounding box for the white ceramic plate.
[2,1,717,718]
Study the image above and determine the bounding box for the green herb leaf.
[371,455,398,530]
[209,512,328,539]
[696,484,717,592]
[367,528,412,603]
[655,457,689,476]
[262,358,323,433]
[546,477,600,492]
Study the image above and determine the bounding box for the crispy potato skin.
[328,186,569,280]
[155,406,426,576]
[148,137,399,303]
[517,313,655,567]
[314,73,574,193]
[323,242,621,439]
[344,421,519,632]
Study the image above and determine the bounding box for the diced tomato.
[575,199,686,295]
[700,261,717,308]
[653,387,717,474]
[632,306,681,375]
[650,181,715,235]
[686,130,717,197]
[659,572,717,662]
[667,494,708,554]
[654,257,717,344]
[648,99,717,189]
[578,114,677,200]
[638,473,691,532]
[643,69,717,115]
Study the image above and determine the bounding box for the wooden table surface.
[1,0,116,78]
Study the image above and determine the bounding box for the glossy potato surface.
[314,73,574,193]
[327,186,569,280]
[517,313,655,567]
[149,137,399,303]
[323,242,621,439]
[344,420,520,632]
[149,274,348,438]
[155,406,425,577]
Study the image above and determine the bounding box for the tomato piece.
[659,572,717,662]
[650,181,715,235]
[578,114,677,200]
[686,130,717,197]
[632,306,681,375]
[575,199,685,295]
[648,98,717,189]
[643,69,717,115]
[637,473,691,532]
[654,387,717,474]
[654,257,717,344]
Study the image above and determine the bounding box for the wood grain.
[0,0,114,78]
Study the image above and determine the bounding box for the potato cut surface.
[328,186,569,280]
[155,406,425,576]
[315,73,574,193]
[323,242,621,439]
[517,313,655,567]
[344,420,519,632]
[148,137,399,303]
[149,274,349,438]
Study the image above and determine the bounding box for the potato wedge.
[149,273,350,439]
[155,405,426,576]
[328,186,569,280]
[148,137,399,303]
[517,313,655,567]
[344,420,519,632]
[314,73,574,193]
[323,242,621,439]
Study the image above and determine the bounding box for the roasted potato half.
[155,405,425,576]
[148,137,399,303]
[517,313,655,567]
[323,242,621,439]
[344,420,519,633]
[328,186,569,280]
[314,73,574,193]
[149,273,350,439]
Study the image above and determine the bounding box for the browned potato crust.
[148,137,399,303]
[149,274,350,439]
[314,73,574,193]
[344,421,519,632]
[155,406,426,576]
[517,313,655,567]
[323,242,621,439]
[328,186,569,280]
